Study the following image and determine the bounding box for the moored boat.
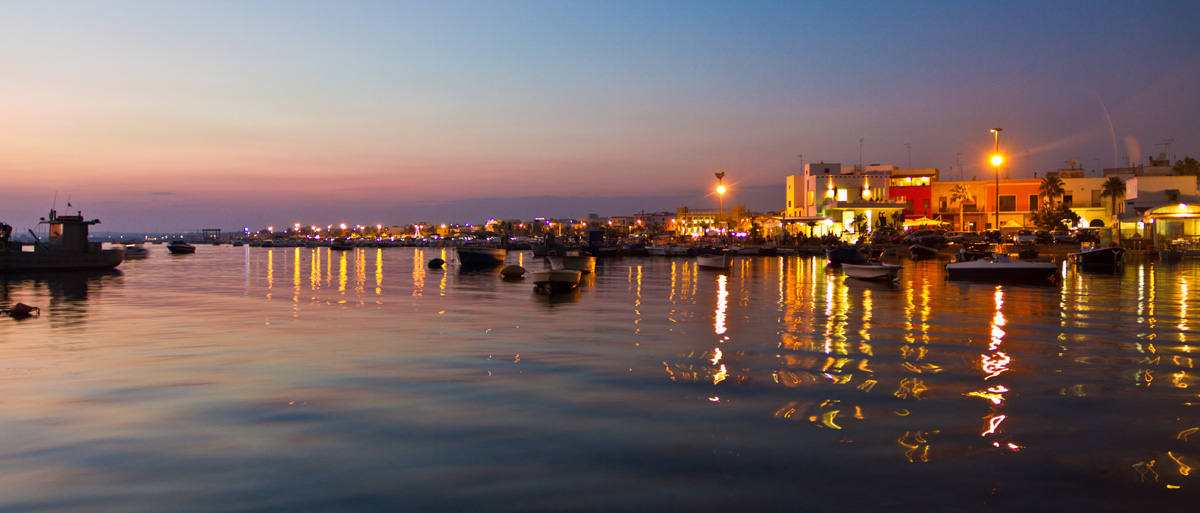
[945,252,1059,283]
[842,262,903,281]
[456,245,508,265]
[1068,244,1126,269]
[908,244,939,260]
[1,210,124,272]
[530,269,582,294]
[123,244,150,259]
[696,252,733,269]
[167,240,196,254]
[825,245,878,267]
[546,251,596,274]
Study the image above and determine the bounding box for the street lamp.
[715,172,726,214]
[991,128,1003,230]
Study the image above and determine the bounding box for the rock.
[500,265,526,278]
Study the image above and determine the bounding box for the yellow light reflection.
[981,414,1006,436]
[713,364,727,385]
[715,274,728,335]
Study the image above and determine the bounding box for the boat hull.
[1069,246,1126,268]
[1,248,125,272]
[825,246,876,267]
[547,255,596,273]
[530,269,581,294]
[696,253,733,269]
[456,246,508,265]
[908,245,939,260]
[842,263,902,281]
[945,260,1059,283]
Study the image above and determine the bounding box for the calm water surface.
[2,246,1198,511]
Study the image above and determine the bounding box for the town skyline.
[3,1,1199,232]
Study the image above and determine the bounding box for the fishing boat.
[696,252,733,269]
[1068,244,1126,269]
[456,245,508,265]
[1,210,125,272]
[546,250,596,274]
[167,240,196,254]
[842,262,903,281]
[530,269,582,294]
[945,251,1058,283]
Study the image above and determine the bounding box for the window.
[1029,195,1038,210]
[923,199,930,211]
[999,195,1017,212]
[807,191,814,206]
[837,189,848,202]
[1091,190,1102,207]
[939,198,947,211]
[1062,194,1073,207]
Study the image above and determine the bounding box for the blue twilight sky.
[2,0,1199,232]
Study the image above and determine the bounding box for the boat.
[696,252,733,269]
[546,250,596,274]
[1,209,125,272]
[646,244,689,257]
[330,239,355,251]
[842,262,903,281]
[908,244,939,260]
[167,240,196,254]
[530,268,582,294]
[730,246,760,256]
[825,245,879,267]
[1068,244,1126,269]
[945,251,1059,283]
[456,245,508,265]
[122,244,150,259]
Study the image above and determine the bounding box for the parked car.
[1075,229,1101,243]
[1052,231,1077,244]
[983,230,1002,243]
[1013,230,1037,245]
[947,231,986,244]
[871,228,902,244]
[1034,230,1054,245]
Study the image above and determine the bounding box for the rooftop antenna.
[1157,139,1174,162]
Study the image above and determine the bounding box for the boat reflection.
[0,270,123,329]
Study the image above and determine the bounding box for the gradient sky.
[3,0,1199,232]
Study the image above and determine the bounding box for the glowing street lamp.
[715,172,726,214]
[991,128,1003,230]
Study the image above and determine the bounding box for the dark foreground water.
[2,246,1198,512]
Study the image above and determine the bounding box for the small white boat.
[696,252,733,269]
[730,246,760,256]
[842,262,903,281]
[546,251,596,273]
[530,269,582,294]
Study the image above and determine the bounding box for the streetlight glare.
[717,185,726,194]
[991,155,1003,166]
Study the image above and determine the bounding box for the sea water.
[1,246,1197,511]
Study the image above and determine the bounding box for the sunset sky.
[3,0,1199,232]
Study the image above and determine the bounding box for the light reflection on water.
[1,246,1198,511]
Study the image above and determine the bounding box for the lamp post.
[990,128,1003,230]
[715,172,726,214]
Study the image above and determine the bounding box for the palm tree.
[949,184,973,231]
[1100,176,1127,219]
[1173,156,1200,181]
[1039,175,1066,206]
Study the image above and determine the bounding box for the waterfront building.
[784,162,907,239]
